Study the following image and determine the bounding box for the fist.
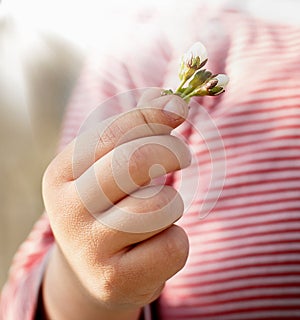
[42,88,191,313]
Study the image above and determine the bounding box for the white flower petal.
[188,42,207,61]
[215,74,230,88]
[183,41,208,65]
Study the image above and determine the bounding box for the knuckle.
[124,143,155,183]
[133,285,164,307]
[42,161,58,188]
[97,122,125,148]
[151,186,182,213]
[42,156,69,188]
[129,141,163,170]
[111,144,130,170]
[96,261,149,307]
[136,108,173,136]
[166,136,192,168]
[136,108,157,134]
[128,145,145,173]
[95,264,122,304]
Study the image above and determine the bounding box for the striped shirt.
[1,6,300,320]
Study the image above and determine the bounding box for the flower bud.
[183,42,208,68]
[189,69,212,88]
[214,74,229,88]
[207,87,225,96]
[179,42,208,82]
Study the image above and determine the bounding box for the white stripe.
[185,179,300,206]
[190,231,300,251]
[225,81,300,102]
[187,202,300,221]
[227,143,300,161]
[189,242,300,264]
[206,190,300,207]
[231,35,300,51]
[174,310,300,320]
[216,120,300,137]
[190,160,300,182]
[216,106,300,125]
[170,298,300,315]
[204,181,300,202]
[225,160,300,175]
[227,71,300,91]
[178,286,300,305]
[233,41,300,53]
[222,99,300,115]
[199,210,300,229]
[185,218,300,241]
[191,128,300,146]
[184,254,300,275]
[213,171,300,189]
[200,139,300,160]
[248,84,300,97]
[230,34,300,50]
[205,310,300,320]
[229,51,300,66]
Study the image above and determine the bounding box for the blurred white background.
[0,0,299,289]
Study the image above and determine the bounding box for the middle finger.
[74,135,191,215]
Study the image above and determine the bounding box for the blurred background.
[0,0,299,289]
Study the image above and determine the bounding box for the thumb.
[137,87,189,129]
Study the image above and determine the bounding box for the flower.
[214,74,230,88]
[162,41,229,102]
[201,74,230,96]
[182,42,208,68]
[178,42,208,82]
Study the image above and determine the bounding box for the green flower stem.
[182,88,205,100]
[182,92,194,100]
[182,96,191,103]
[175,78,188,93]
[181,86,194,97]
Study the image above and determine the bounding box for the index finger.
[46,88,189,183]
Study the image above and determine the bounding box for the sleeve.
[0,215,53,320]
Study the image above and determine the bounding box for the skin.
[41,88,191,320]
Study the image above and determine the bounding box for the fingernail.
[163,97,188,120]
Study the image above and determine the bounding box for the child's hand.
[41,88,191,320]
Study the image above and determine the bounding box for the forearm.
[41,244,141,320]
